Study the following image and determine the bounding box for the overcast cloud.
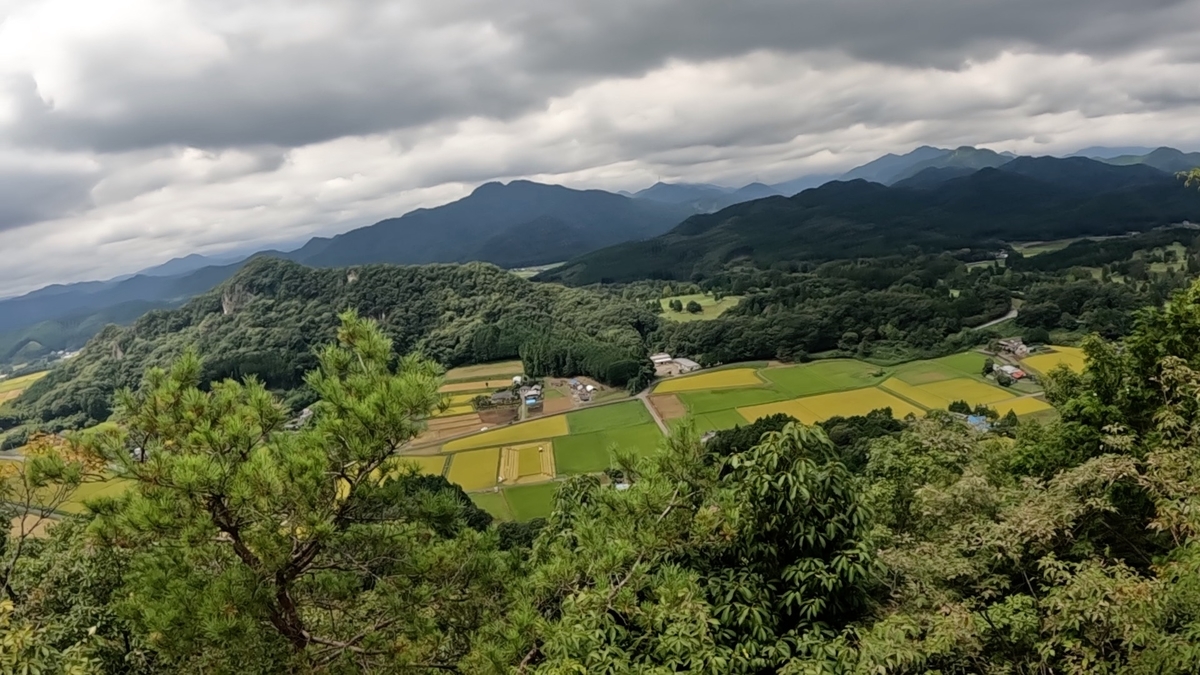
[1,0,1199,294]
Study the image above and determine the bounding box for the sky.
[1,0,1200,295]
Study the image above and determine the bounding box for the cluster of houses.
[488,376,547,413]
[650,353,702,377]
[994,363,1028,381]
[566,378,597,402]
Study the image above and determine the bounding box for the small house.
[673,358,702,373]
[650,353,674,365]
[998,338,1030,358]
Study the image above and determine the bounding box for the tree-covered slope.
[5,257,657,431]
[542,159,1200,285]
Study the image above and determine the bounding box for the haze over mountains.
[2,144,1198,364]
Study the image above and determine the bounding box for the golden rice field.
[498,442,556,484]
[739,388,924,425]
[993,397,1054,416]
[654,368,762,393]
[1022,346,1086,375]
[391,455,447,476]
[441,415,570,452]
[447,448,501,491]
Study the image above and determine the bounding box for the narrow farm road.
[977,307,1018,330]
[637,391,672,437]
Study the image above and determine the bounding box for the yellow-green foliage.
[654,368,762,393]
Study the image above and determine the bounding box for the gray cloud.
[0,0,1199,294]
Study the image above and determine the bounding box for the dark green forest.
[7,282,1200,672]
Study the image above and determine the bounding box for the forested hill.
[3,257,657,432]
[285,180,693,268]
[541,157,1200,285]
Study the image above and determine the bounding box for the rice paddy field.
[1022,346,1086,375]
[0,370,47,403]
[656,353,1054,436]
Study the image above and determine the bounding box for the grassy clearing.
[760,360,885,398]
[553,424,664,474]
[654,368,763,393]
[1012,239,1080,256]
[566,400,652,434]
[444,361,524,381]
[1022,347,1086,375]
[470,491,513,521]
[505,482,560,521]
[441,415,570,451]
[659,294,743,322]
[740,388,924,425]
[544,388,565,400]
[446,448,501,491]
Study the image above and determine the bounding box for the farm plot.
[654,368,762,393]
[446,448,501,491]
[566,400,653,433]
[553,424,663,475]
[444,360,524,381]
[505,482,561,521]
[1022,347,1086,375]
[679,387,789,414]
[0,371,47,403]
[391,455,447,477]
[739,388,923,425]
[470,491,513,520]
[649,394,687,421]
[891,353,987,385]
[882,377,1013,409]
[994,397,1054,417]
[498,442,555,485]
[760,360,885,397]
[441,415,569,451]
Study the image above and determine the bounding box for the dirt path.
[637,391,672,437]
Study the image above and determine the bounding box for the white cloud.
[0,0,1199,294]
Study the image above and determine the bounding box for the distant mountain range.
[540,154,1200,285]
[3,144,1198,364]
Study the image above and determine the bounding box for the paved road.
[977,307,1018,330]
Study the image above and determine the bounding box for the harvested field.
[446,448,501,491]
[445,361,523,381]
[540,397,574,415]
[441,415,570,451]
[10,514,55,539]
[1022,347,1086,375]
[760,360,885,397]
[649,394,687,421]
[566,400,652,433]
[498,442,555,485]
[739,388,923,425]
[655,368,763,393]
